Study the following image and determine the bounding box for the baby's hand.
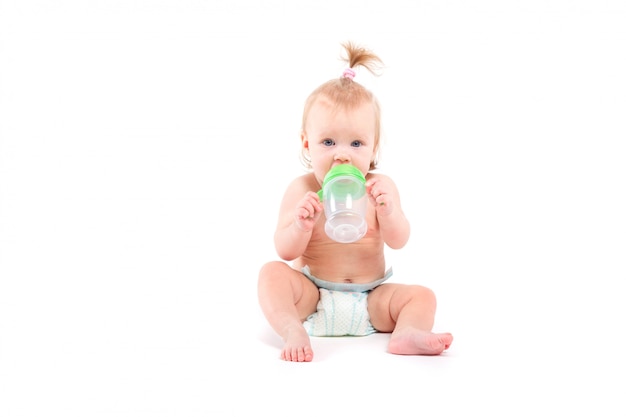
[294,191,324,232]
[366,177,394,216]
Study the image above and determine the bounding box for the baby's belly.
[297,234,386,283]
[298,255,386,284]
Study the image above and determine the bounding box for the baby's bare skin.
[388,328,453,355]
[281,324,314,362]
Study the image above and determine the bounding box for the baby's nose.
[334,152,350,162]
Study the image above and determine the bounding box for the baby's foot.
[388,327,453,356]
[281,325,314,362]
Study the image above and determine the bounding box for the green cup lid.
[317,165,366,201]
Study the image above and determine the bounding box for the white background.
[1,1,625,416]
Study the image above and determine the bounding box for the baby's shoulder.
[287,172,318,191]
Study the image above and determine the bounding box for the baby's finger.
[365,178,378,194]
[295,206,310,220]
[306,196,323,214]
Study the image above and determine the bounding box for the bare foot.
[388,327,453,356]
[281,325,314,362]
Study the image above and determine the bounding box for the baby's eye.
[323,139,335,146]
[351,140,362,147]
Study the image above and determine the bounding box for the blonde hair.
[300,42,384,170]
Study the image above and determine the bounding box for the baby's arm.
[366,174,410,249]
[274,179,324,260]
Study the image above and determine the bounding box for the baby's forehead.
[311,96,375,119]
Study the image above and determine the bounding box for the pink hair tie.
[342,68,356,80]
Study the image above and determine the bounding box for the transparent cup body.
[322,175,367,243]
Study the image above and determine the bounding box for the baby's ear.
[301,131,309,149]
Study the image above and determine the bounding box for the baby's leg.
[258,261,320,362]
[368,284,453,355]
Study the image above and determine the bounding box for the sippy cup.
[317,164,368,243]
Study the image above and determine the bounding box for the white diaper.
[303,288,376,336]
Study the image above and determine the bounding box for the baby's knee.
[258,261,288,282]
[410,285,437,306]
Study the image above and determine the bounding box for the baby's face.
[302,98,377,185]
